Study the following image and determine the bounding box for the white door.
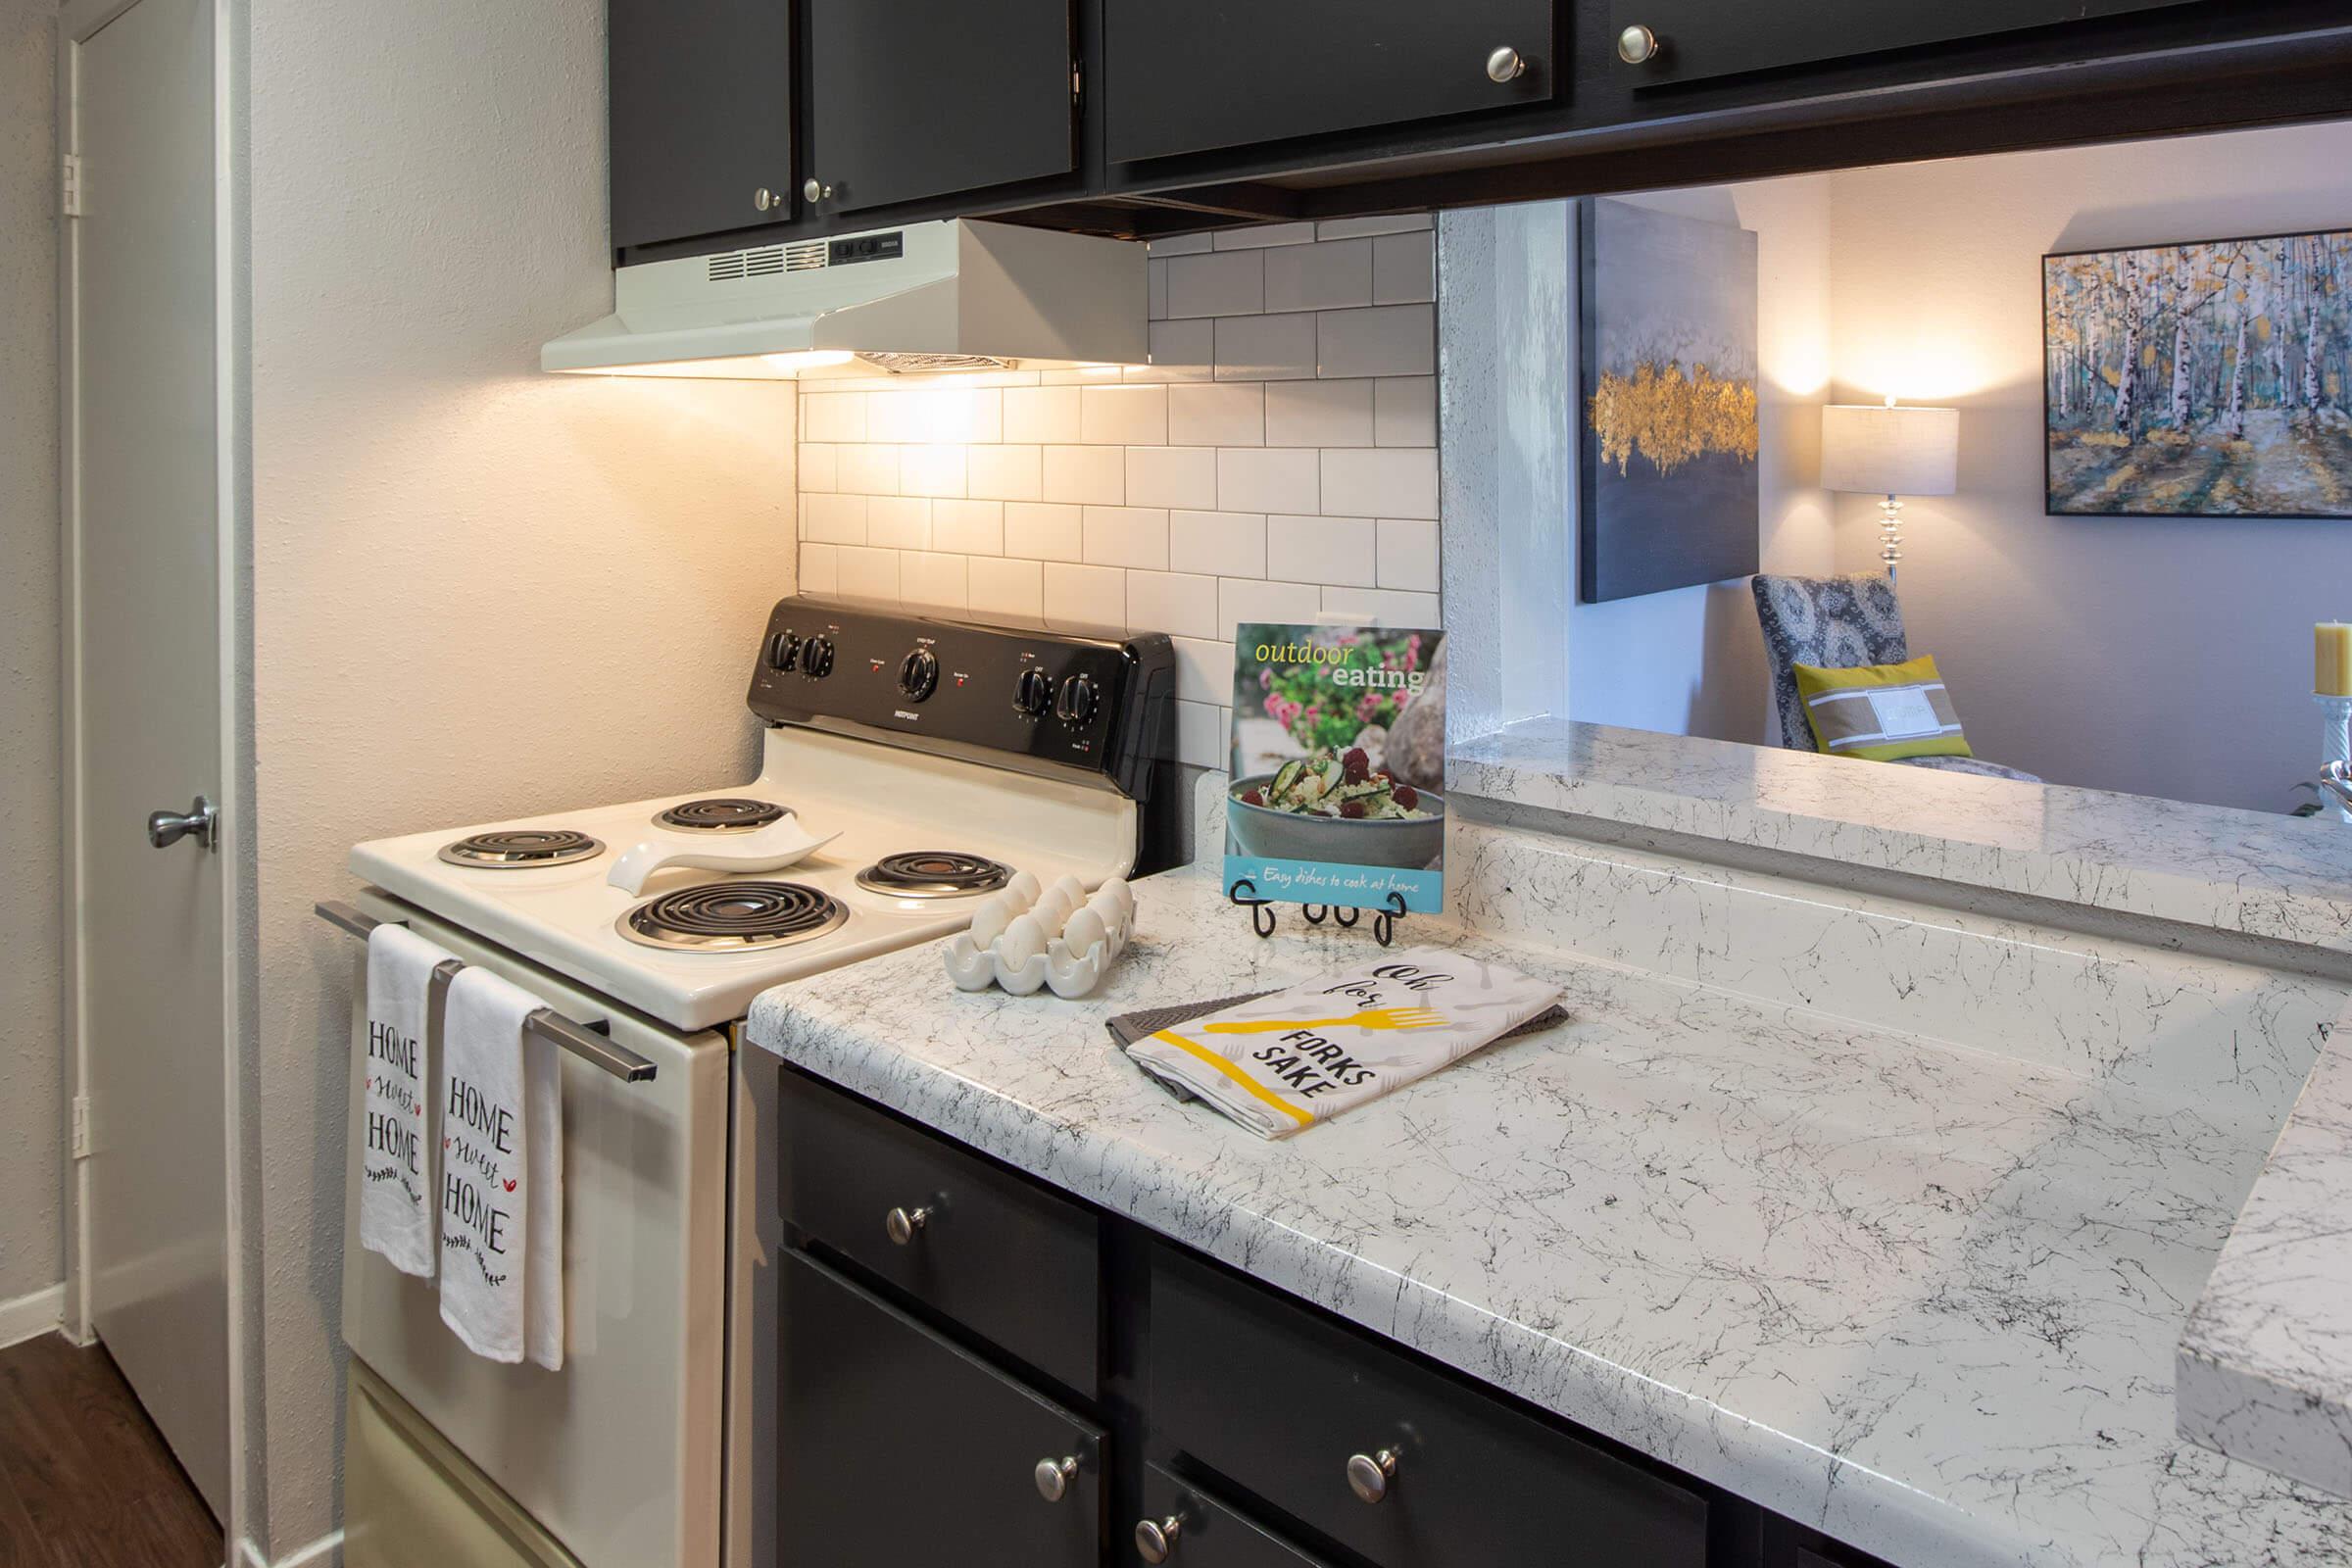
[68,0,229,1518]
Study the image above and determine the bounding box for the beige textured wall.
[0,0,64,1312]
[246,0,796,1551]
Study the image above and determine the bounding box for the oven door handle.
[318,900,658,1084]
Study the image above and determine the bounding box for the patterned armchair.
[1749,573,2040,783]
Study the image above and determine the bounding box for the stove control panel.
[747,598,1175,798]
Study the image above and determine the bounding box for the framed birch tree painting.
[2045,228,2352,516]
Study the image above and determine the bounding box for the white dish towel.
[437,966,565,1369]
[359,924,449,1279]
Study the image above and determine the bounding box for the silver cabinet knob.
[754,186,779,212]
[1033,1455,1079,1502]
[1486,45,1528,82]
[1346,1446,1400,1504]
[1135,1515,1184,1562]
[147,795,219,853]
[1616,24,1660,64]
[884,1204,931,1246]
[802,176,834,203]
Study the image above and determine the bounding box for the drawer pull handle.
[884,1204,931,1246]
[1135,1514,1184,1562]
[1485,44,1527,82]
[1033,1455,1080,1503]
[1616,24,1660,64]
[1346,1446,1400,1504]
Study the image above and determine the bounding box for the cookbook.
[1226,622,1446,913]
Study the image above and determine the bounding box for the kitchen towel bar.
[317,900,658,1084]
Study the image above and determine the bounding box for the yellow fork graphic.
[1200,1007,1446,1035]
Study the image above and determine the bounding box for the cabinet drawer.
[1104,0,1553,165]
[1607,0,2202,87]
[1148,1249,1707,1568]
[777,1068,1102,1395]
[779,1251,1102,1568]
[1138,1464,1334,1568]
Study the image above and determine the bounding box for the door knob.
[884,1204,931,1246]
[754,186,780,213]
[1134,1515,1183,1562]
[1485,45,1528,82]
[803,177,834,203]
[147,796,218,853]
[1346,1446,1400,1503]
[1033,1455,1079,1502]
[1616,24,1660,64]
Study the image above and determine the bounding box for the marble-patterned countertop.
[1452,717,2352,955]
[746,866,2352,1568]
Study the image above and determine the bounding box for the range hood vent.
[543,219,1147,381]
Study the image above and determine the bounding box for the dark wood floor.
[0,1334,220,1568]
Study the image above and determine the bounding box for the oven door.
[340,890,729,1568]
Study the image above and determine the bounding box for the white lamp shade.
[1820,404,1959,496]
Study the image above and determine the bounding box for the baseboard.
[0,1284,65,1350]
[238,1530,343,1568]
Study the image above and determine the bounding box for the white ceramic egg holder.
[943,871,1134,999]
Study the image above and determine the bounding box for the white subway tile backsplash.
[1321,447,1437,519]
[837,546,901,601]
[1214,313,1318,381]
[1004,502,1083,561]
[838,444,901,496]
[803,493,868,545]
[1042,445,1126,506]
[967,556,1044,619]
[931,499,1004,556]
[1169,635,1238,707]
[1167,382,1264,448]
[901,552,968,609]
[1080,384,1168,445]
[1043,563,1125,627]
[1081,506,1170,569]
[1165,250,1264,318]
[1126,570,1218,640]
[1174,700,1229,769]
[1371,230,1437,306]
[1004,385,1081,444]
[803,227,1438,639]
[1373,376,1437,448]
[1264,379,1375,448]
[1318,303,1435,379]
[1217,448,1319,514]
[1376,516,1441,591]
[1264,237,1373,313]
[866,496,932,550]
[1266,514,1377,587]
[1170,511,1266,578]
[1125,446,1218,511]
[966,444,1043,503]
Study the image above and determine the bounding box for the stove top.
[438,829,605,868]
[653,798,788,833]
[618,881,850,952]
[852,852,1013,899]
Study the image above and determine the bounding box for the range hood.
[543,218,1147,379]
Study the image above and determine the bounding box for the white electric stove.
[330,598,1177,1568]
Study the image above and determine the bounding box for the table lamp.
[1819,398,1960,581]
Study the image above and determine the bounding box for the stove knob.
[802,635,836,678]
[1013,666,1054,716]
[897,648,940,702]
[1054,673,1097,726]
[765,630,800,671]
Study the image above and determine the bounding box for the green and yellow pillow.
[1791,655,1973,762]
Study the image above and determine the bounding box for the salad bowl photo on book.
[1227,755,1446,872]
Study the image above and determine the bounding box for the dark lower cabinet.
[1103,0,1554,164]
[608,0,793,253]
[804,0,1076,217]
[778,1250,1103,1567]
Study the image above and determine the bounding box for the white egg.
[1031,890,1075,935]
[1004,870,1042,908]
[998,913,1046,967]
[1049,874,1086,907]
[1061,906,1106,957]
[968,896,1016,950]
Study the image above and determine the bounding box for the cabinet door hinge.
[61,153,82,218]
[1071,62,1081,105]
[71,1096,90,1159]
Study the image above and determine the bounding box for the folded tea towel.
[1121,946,1563,1139]
[438,966,565,1368]
[360,924,451,1278]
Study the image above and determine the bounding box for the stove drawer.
[777,1068,1102,1396]
[1148,1247,1708,1568]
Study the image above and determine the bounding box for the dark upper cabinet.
[608,0,793,252]
[1103,0,1554,165]
[803,0,1077,218]
[1606,0,2205,86]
